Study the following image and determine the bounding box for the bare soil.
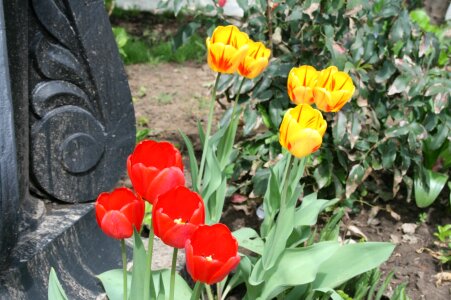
[125,62,451,300]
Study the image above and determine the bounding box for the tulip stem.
[197,73,221,192]
[121,239,127,300]
[231,77,246,120]
[143,228,155,300]
[206,284,215,300]
[191,281,203,300]
[169,248,178,300]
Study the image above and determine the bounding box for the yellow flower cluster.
[281,65,355,158]
[206,25,271,79]
[287,65,355,113]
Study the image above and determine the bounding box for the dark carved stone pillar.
[29,0,135,202]
[0,0,136,297]
[0,0,20,267]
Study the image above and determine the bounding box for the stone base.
[0,202,128,300]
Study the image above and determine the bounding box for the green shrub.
[206,0,450,207]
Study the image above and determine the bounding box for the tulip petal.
[146,167,185,204]
[192,255,223,284]
[287,128,323,158]
[209,255,240,284]
[329,90,354,112]
[95,202,106,227]
[292,86,315,105]
[101,211,133,239]
[313,87,332,112]
[129,164,160,201]
[129,140,183,171]
[120,200,144,233]
[162,223,198,249]
[316,66,338,89]
[287,65,318,104]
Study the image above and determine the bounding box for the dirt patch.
[126,62,222,150]
[126,62,451,299]
[348,202,451,300]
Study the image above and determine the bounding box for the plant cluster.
[48,24,405,300]
[172,0,450,209]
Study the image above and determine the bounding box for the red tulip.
[95,187,145,239]
[218,0,226,7]
[127,140,185,204]
[153,186,205,248]
[185,224,240,285]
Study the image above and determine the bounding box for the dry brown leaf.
[386,204,401,221]
[347,225,368,241]
[304,3,320,19]
[232,204,252,216]
[435,272,451,287]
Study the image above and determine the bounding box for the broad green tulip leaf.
[152,269,192,300]
[239,256,261,299]
[179,130,199,192]
[314,288,345,300]
[97,269,131,300]
[217,111,240,169]
[197,120,205,146]
[295,195,339,227]
[233,227,265,255]
[258,242,340,299]
[129,229,154,300]
[312,242,395,289]
[211,180,227,223]
[414,169,449,208]
[261,206,295,271]
[202,148,222,204]
[260,168,281,237]
[48,268,68,300]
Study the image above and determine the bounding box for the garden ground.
[125,62,450,300]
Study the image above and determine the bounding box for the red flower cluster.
[94,139,239,285]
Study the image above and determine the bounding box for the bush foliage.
[172,0,450,208]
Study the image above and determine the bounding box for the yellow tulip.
[287,65,319,105]
[206,25,250,74]
[237,41,271,79]
[313,66,355,112]
[279,104,327,158]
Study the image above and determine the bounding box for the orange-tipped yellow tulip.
[287,65,319,105]
[206,25,250,74]
[279,104,327,158]
[237,41,271,79]
[313,66,355,112]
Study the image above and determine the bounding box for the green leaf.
[179,130,199,192]
[129,229,152,300]
[217,112,240,169]
[233,227,265,255]
[153,269,192,299]
[295,195,339,227]
[97,269,131,300]
[48,268,68,300]
[261,206,295,272]
[260,167,281,237]
[414,169,449,208]
[236,0,249,11]
[202,151,224,223]
[332,111,347,143]
[258,242,340,299]
[312,242,395,289]
[346,164,369,198]
[173,0,185,16]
